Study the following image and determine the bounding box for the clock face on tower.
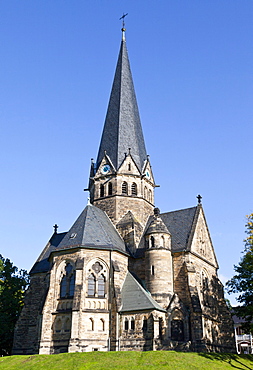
[101,164,111,174]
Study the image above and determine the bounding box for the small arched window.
[55,318,62,333]
[100,184,105,197]
[148,189,152,203]
[142,318,148,332]
[150,236,155,248]
[108,182,113,195]
[124,319,129,331]
[128,163,131,171]
[131,318,135,331]
[89,318,94,331]
[100,318,105,331]
[98,275,105,297]
[161,236,165,248]
[64,318,71,332]
[144,186,147,199]
[88,274,96,296]
[131,182,137,196]
[60,263,76,299]
[122,182,128,194]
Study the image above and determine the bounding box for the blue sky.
[1,1,252,305]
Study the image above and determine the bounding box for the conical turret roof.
[96,35,147,172]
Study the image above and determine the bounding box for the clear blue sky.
[1,1,252,305]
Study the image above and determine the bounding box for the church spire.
[96,28,147,173]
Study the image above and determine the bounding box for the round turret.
[145,208,174,306]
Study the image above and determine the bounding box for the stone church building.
[13,28,235,354]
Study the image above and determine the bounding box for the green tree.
[227,213,253,333]
[0,255,29,356]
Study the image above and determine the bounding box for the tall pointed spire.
[96,30,147,172]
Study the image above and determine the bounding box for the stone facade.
[13,31,236,355]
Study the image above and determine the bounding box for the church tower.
[89,28,155,251]
[12,23,236,355]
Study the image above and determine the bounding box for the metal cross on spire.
[120,13,128,28]
[120,13,128,41]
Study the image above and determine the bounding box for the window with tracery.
[131,182,137,196]
[87,261,107,299]
[98,275,105,297]
[88,274,96,296]
[60,263,76,298]
[122,182,128,194]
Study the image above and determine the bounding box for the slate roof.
[120,272,166,313]
[30,204,128,274]
[160,206,198,252]
[145,215,171,235]
[96,38,147,173]
[55,204,127,253]
[30,232,67,274]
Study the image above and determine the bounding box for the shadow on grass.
[198,353,253,370]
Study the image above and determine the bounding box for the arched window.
[122,181,128,194]
[131,318,135,330]
[64,318,71,333]
[144,186,147,199]
[131,182,137,196]
[128,163,131,171]
[88,274,96,296]
[161,236,165,248]
[148,189,152,203]
[55,318,62,333]
[60,275,67,298]
[202,271,209,306]
[100,184,105,197]
[124,319,129,331]
[171,320,184,341]
[98,275,105,297]
[100,318,105,331]
[142,318,148,332]
[108,182,113,195]
[89,318,94,331]
[150,236,155,248]
[60,263,76,298]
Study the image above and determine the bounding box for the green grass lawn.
[0,351,253,370]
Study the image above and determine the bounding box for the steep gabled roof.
[96,36,147,172]
[160,206,198,252]
[56,204,127,254]
[120,272,166,313]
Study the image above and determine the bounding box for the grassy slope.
[0,352,253,370]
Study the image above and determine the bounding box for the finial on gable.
[119,13,128,41]
[53,224,58,234]
[197,194,202,205]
